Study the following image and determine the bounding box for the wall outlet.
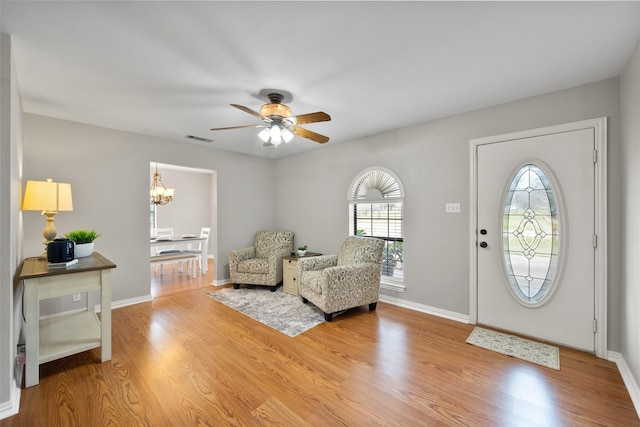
[72,293,81,302]
[445,202,461,213]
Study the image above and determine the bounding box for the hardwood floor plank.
[2,259,638,426]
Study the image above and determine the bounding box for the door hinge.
[593,149,598,163]
[593,319,598,333]
[593,234,598,248]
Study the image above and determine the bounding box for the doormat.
[466,326,560,370]
[207,286,324,337]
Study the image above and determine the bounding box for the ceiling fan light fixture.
[258,128,270,142]
[282,128,294,143]
[270,125,282,145]
[260,103,291,118]
[211,91,331,147]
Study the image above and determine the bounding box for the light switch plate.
[445,202,461,213]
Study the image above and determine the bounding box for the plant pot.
[75,242,94,258]
[297,250,307,257]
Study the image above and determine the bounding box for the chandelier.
[150,164,175,205]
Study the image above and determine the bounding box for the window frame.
[347,167,405,291]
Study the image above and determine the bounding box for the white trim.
[0,378,20,420]
[151,162,214,174]
[379,294,470,324]
[213,278,231,286]
[347,166,406,201]
[95,295,153,313]
[469,117,608,358]
[109,295,153,309]
[608,351,640,419]
[381,280,406,293]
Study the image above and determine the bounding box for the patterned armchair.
[229,231,294,291]
[297,236,385,321]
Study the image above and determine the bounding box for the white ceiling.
[2,1,640,159]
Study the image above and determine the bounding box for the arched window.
[348,167,405,284]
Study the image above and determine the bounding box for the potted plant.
[382,241,403,277]
[65,229,101,258]
[297,245,308,256]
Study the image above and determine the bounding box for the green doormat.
[208,287,324,337]
[466,326,560,370]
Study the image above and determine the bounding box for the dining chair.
[183,227,211,274]
[152,227,176,274]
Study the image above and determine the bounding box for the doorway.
[469,118,607,357]
[150,162,217,298]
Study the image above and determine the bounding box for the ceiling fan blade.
[292,126,330,144]
[210,124,264,131]
[294,111,331,125]
[231,104,270,122]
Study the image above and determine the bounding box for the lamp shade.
[22,179,73,212]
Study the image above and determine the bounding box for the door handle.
[479,242,488,248]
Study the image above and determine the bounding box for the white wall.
[22,114,275,313]
[620,40,640,391]
[274,78,623,349]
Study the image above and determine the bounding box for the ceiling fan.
[210,92,331,147]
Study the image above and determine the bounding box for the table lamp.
[21,178,73,258]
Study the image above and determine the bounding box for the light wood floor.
[2,259,638,426]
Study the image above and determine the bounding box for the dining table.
[150,235,208,274]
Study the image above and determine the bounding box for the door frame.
[469,117,608,358]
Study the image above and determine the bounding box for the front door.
[473,120,606,353]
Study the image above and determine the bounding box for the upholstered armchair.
[229,230,294,291]
[297,236,385,321]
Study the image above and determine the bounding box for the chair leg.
[270,282,282,292]
[324,312,333,322]
[369,302,377,311]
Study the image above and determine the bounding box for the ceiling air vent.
[185,135,214,143]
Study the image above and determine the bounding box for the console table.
[283,252,322,295]
[18,252,116,387]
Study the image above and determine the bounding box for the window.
[503,164,560,305]
[150,202,157,233]
[348,167,405,287]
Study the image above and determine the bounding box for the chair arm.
[298,255,338,273]
[323,263,382,292]
[266,251,290,283]
[229,246,256,271]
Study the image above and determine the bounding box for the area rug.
[466,327,560,370]
[207,287,324,337]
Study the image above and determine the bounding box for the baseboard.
[378,294,470,324]
[213,278,230,287]
[94,294,153,312]
[110,294,153,310]
[0,378,20,420]
[608,351,640,418]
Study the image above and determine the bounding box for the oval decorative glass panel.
[503,164,560,304]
